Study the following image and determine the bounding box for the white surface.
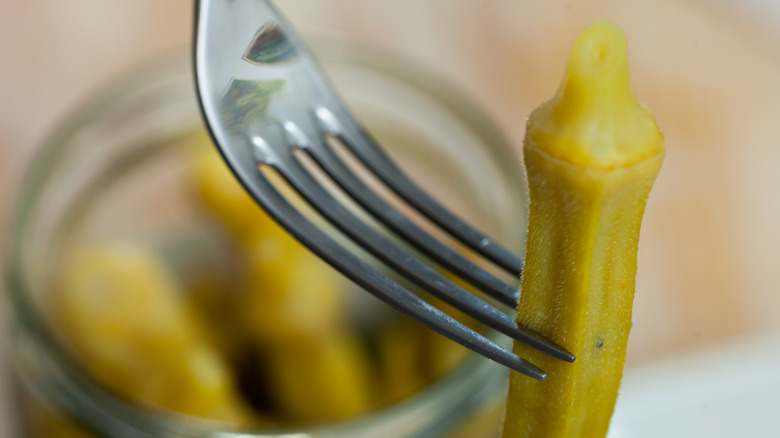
[609,333,780,438]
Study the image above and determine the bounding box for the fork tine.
[304,107,519,308]
[195,0,564,376]
[266,123,573,363]
[242,160,547,379]
[324,111,525,276]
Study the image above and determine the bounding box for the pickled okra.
[58,244,257,424]
[193,141,282,243]
[237,229,348,347]
[502,20,664,438]
[194,145,473,420]
[376,318,427,403]
[238,223,375,422]
[49,135,474,434]
[265,330,375,422]
[194,147,377,421]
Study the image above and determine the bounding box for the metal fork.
[193,0,574,379]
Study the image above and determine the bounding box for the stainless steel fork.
[193,0,574,379]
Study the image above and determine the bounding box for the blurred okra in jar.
[5,42,526,438]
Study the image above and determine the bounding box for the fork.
[193,0,574,379]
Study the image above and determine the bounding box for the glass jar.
[5,42,527,438]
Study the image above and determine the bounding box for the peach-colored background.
[2,0,780,436]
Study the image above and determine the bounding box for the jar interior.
[8,49,525,438]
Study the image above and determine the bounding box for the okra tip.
[526,19,664,171]
[567,19,629,92]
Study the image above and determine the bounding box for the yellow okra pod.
[502,20,664,438]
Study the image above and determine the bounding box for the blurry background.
[1,0,779,435]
